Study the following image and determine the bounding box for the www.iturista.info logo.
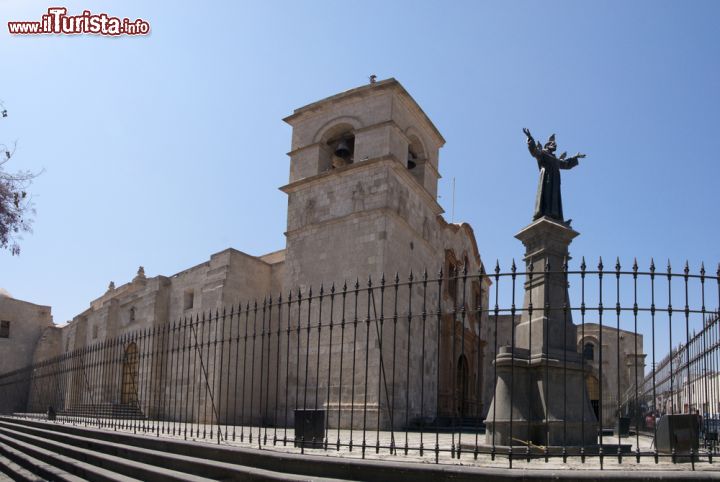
[8,7,150,36]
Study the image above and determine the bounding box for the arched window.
[406,135,426,184]
[407,145,418,169]
[327,130,355,168]
[583,342,594,361]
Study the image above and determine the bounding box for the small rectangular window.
[0,320,9,338]
[184,290,194,310]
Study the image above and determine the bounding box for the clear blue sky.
[1,0,718,330]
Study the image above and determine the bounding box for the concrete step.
[0,418,360,481]
[0,449,47,482]
[59,403,146,420]
[0,419,338,481]
[0,428,180,482]
[0,436,91,481]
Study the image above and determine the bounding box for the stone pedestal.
[485,216,598,447]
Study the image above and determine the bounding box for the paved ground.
[12,415,720,472]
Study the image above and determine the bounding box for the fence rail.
[1,259,719,469]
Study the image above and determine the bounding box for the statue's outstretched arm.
[560,153,585,169]
[523,128,540,158]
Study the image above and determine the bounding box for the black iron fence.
[0,259,718,469]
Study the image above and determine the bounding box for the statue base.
[484,346,598,447]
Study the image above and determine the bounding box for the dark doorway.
[456,355,469,417]
[121,343,139,405]
[586,375,600,420]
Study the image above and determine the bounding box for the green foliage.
[0,102,39,255]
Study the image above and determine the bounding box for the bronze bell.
[334,138,351,159]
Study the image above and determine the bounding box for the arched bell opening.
[328,134,355,167]
[320,123,356,170]
[407,135,426,185]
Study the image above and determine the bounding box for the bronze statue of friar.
[523,128,586,224]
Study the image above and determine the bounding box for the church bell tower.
[278,78,452,429]
[281,78,446,290]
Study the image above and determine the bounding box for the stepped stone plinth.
[485,216,598,447]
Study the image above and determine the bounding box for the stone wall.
[0,295,53,413]
[0,295,52,373]
[578,323,645,428]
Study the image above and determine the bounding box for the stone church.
[0,79,643,430]
[1,79,490,428]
